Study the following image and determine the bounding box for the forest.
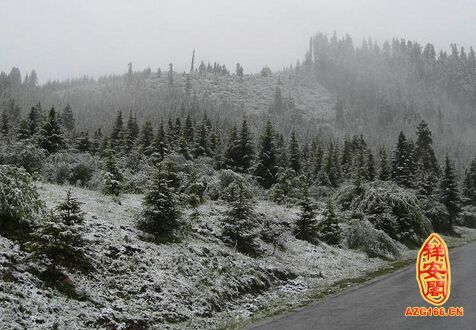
[1,32,476,328]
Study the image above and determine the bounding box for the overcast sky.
[1,0,475,82]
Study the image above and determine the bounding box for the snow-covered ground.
[1,183,475,329]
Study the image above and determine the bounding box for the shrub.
[0,165,45,235]
[338,181,432,247]
[43,152,99,187]
[460,206,476,228]
[0,141,46,174]
[347,218,402,260]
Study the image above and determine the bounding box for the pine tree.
[318,200,341,245]
[254,121,278,188]
[75,131,91,152]
[27,104,42,136]
[16,119,31,140]
[56,190,84,226]
[168,63,174,89]
[366,148,376,181]
[110,111,124,149]
[392,131,414,188]
[61,104,75,132]
[223,125,241,171]
[31,211,87,273]
[1,111,10,137]
[183,114,194,144]
[139,163,182,241]
[414,120,439,196]
[139,121,154,154]
[293,189,319,243]
[378,147,391,180]
[125,111,139,151]
[439,155,461,231]
[288,130,301,173]
[39,107,64,154]
[222,183,259,255]
[152,123,168,161]
[194,122,210,158]
[101,148,122,196]
[239,117,254,172]
[463,157,476,206]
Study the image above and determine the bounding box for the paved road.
[249,241,476,330]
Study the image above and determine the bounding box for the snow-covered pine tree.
[56,190,85,226]
[439,155,461,230]
[254,120,278,188]
[39,107,64,154]
[222,182,260,255]
[139,163,183,242]
[239,117,254,173]
[101,148,123,196]
[318,199,341,245]
[378,147,391,181]
[223,125,241,172]
[61,103,75,132]
[288,130,301,173]
[463,157,476,206]
[391,131,415,188]
[31,211,87,273]
[293,187,319,243]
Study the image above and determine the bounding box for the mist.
[1,0,476,82]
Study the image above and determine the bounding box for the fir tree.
[392,131,414,188]
[194,122,210,158]
[439,155,461,230]
[223,125,241,171]
[239,117,254,172]
[101,148,122,196]
[139,121,154,154]
[366,148,376,181]
[56,190,84,226]
[378,147,391,181]
[288,130,301,173]
[16,119,31,140]
[61,104,75,132]
[463,157,476,206]
[125,111,139,151]
[293,188,319,243]
[75,131,91,152]
[222,183,259,255]
[254,121,278,188]
[39,107,64,154]
[31,211,87,273]
[1,111,9,137]
[183,114,194,144]
[110,111,124,149]
[139,163,182,241]
[152,123,168,161]
[318,200,341,245]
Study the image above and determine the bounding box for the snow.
[2,183,473,329]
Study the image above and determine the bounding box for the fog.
[1,0,475,82]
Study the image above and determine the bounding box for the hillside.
[1,182,388,329]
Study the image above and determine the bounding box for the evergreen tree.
[392,131,414,188]
[378,147,391,180]
[139,163,182,241]
[168,63,174,88]
[463,157,476,206]
[414,120,439,196]
[110,111,124,149]
[152,123,167,161]
[288,131,301,173]
[194,122,210,158]
[32,211,87,273]
[439,155,461,230]
[16,119,31,140]
[366,148,376,181]
[61,104,75,132]
[56,190,84,226]
[293,188,319,243]
[139,121,154,154]
[27,104,42,136]
[39,107,64,153]
[183,114,194,144]
[125,111,139,151]
[238,117,254,172]
[254,121,278,188]
[101,148,122,196]
[222,183,259,255]
[223,125,241,171]
[318,200,341,245]
[75,131,91,152]
[1,111,10,137]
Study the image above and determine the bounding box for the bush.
[43,152,99,187]
[337,181,432,247]
[0,165,45,235]
[420,199,451,233]
[347,219,402,260]
[460,206,476,228]
[206,170,257,202]
[0,141,46,175]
